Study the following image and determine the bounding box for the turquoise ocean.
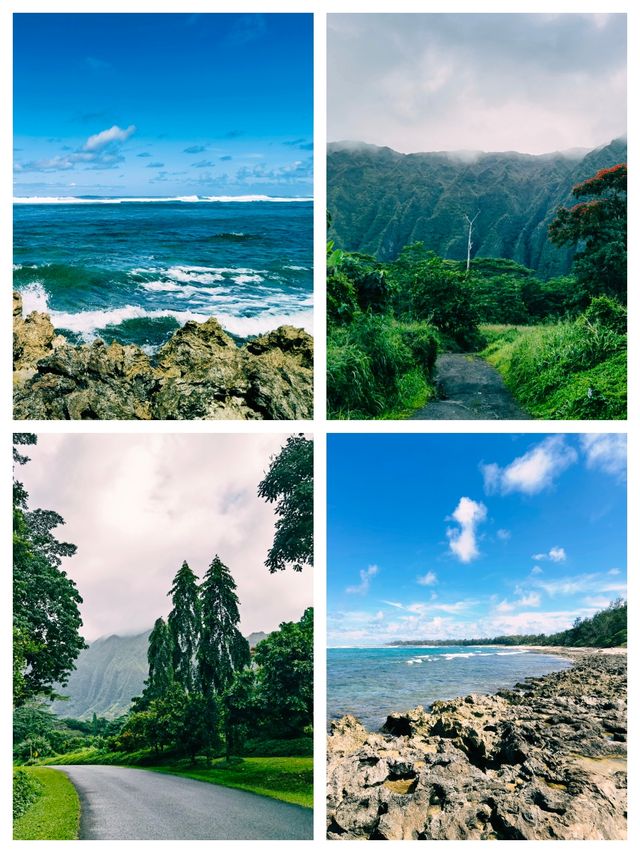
[13,197,313,352]
[328,646,572,730]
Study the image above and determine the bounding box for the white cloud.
[608,568,621,575]
[346,564,379,594]
[538,578,589,596]
[530,565,543,575]
[580,434,627,479]
[583,596,613,608]
[84,124,136,151]
[381,599,404,609]
[517,593,541,608]
[417,570,437,586]
[19,124,137,173]
[549,547,567,562]
[532,546,567,562]
[482,436,577,495]
[496,600,513,613]
[446,496,487,562]
[601,582,627,594]
[496,528,511,541]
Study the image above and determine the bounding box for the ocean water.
[13,198,313,351]
[328,646,573,731]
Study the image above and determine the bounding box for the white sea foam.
[165,267,226,285]
[14,195,313,204]
[18,282,313,342]
[442,652,477,659]
[232,273,264,285]
[283,265,309,271]
[20,281,50,314]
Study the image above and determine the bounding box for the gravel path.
[410,353,528,420]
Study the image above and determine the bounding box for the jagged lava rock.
[327,654,626,840]
[13,293,313,420]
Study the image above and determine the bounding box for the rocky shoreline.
[327,652,626,840]
[13,292,313,420]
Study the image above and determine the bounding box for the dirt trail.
[410,353,528,420]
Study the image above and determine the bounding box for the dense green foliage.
[13,435,86,706]
[328,148,627,420]
[198,556,250,695]
[328,137,626,275]
[167,561,201,693]
[146,618,175,700]
[549,163,626,302]
[12,767,80,840]
[258,435,313,573]
[390,600,627,648]
[224,608,314,749]
[13,768,43,819]
[13,704,123,763]
[483,296,627,419]
[107,561,312,765]
[327,243,439,418]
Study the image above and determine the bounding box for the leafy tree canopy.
[549,163,626,302]
[13,434,85,706]
[258,435,313,573]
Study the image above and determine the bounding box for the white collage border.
[1,0,636,848]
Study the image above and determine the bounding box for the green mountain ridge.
[327,137,627,277]
[51,628,271,720]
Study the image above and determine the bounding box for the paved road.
[410,353,528,420]
[52,765,313,840]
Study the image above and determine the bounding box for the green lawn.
[13,766,80,840]
[145,757,313,809]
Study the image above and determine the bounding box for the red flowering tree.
[549,163,626,302]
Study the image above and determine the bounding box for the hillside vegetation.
[328,137,626,275]
[50,631,150,720]
[327,156,626,420]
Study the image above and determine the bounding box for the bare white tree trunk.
[464,211,480,273]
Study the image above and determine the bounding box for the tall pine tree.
[167,561,200,693]
[198,555,250,696]
[145,617,174,700]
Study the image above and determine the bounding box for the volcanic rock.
[327,654,627,840]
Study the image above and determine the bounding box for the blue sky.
[14,14,313,197]
[328,434,627,646]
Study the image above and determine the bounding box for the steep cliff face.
[327,137,627,278]
[51,631,151,720]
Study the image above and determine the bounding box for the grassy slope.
[13,766,80,840]
[146,757,313,809]
[481,323,626,419]
[42,748,312,809]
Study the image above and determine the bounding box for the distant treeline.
[389,600,627,650]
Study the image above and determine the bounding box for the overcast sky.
[18,434,312,642]
[328,13,626,154]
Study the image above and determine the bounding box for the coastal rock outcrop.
[12,292,313,420]
[327,654,627,840]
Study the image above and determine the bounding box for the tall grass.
[482,298,627,419]
[327,314,438,418]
